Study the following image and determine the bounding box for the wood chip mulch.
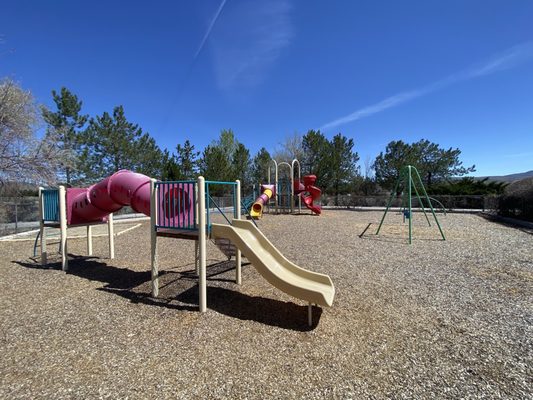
[0,210,531,399]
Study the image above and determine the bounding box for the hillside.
[480,170,533,183]
[504,176,533,196]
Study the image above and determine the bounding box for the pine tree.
[302,130,332,189]
[176,140,199,179]
[373,139,475,189]
[41,87,88,184]
[329,133,360,202]
[83,106,163,180]
[251,147,271,185]
[133,133,164,178]
[232,143,251,191]
[161,150,180,180]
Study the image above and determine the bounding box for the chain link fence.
[0,194,237,237]
[0,193,529,237]
[0,197,40,236]
[321,194,499,211]
[497,194,533,222]
[0,197,140,236]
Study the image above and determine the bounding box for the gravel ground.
[0,210,531,399]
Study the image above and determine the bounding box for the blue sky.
[1,0,532,176]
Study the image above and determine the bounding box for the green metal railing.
[205,181,238,231]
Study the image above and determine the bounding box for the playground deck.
[0,211,531,399]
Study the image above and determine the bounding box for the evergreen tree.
[175,139,199,179]
[251,147,272,185]
[232,143,252,191]
[329,133,360,202]
[199,144,232,195]
[199,129,249,186]
[373,140,417,189]
[374,139,475,189]
[199,145,231,181]
[218,129,238,161]
[83,106,163,180]
[301,129,332,189]
[41,87,88,184]
[429,177,506,195]
[161,150,180,180]
[133,133,164,178]
[414,139,475,187]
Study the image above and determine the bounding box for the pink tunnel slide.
[66,170,191,226]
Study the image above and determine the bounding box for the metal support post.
[87,225,93,256]
[408,166,413,244]
[198,176,207,312]
[150,179,159,297]
[108,214,114,259]
[413,168,446,241]
[38,187,47,265]
[59,186,68,271]
[235,179,242,285]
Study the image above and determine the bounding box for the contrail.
[194,0,227,61]
[320,41,533,131]
[158,0,227,133]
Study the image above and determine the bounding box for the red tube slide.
[296,175,322,215]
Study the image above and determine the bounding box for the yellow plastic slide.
[249,188,273,219]
[211,219,335,307]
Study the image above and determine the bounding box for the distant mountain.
[477,170,533,183]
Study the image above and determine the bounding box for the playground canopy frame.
[267,158,302,214]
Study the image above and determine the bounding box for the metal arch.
[278,161,292,171]
[277,162,292,213]
[266,158,302,214]
[427,197,447,216]
[267,158,278,186]
[291,158,301,213]
[268,159,278,213]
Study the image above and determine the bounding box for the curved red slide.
[294,175,322,215]
[67,170,153,225]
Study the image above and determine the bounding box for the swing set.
[375,165,446,244]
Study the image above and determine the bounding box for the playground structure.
[249,158,322,219]
[38,170,335,325]
[375,165,446,244]
[38,169,155,270]
[267,158,301,215]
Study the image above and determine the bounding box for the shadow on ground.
[359,234,445,244]
[14,256,319,331]
[479,213,533,235]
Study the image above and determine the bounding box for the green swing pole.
[408,166,412,244]
[411,177,431,227]
[413,167,446,240]
[376,176,401,235]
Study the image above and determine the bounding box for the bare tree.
[272,132,304,163]
[0,78,66,187]
[364,155,374,179]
